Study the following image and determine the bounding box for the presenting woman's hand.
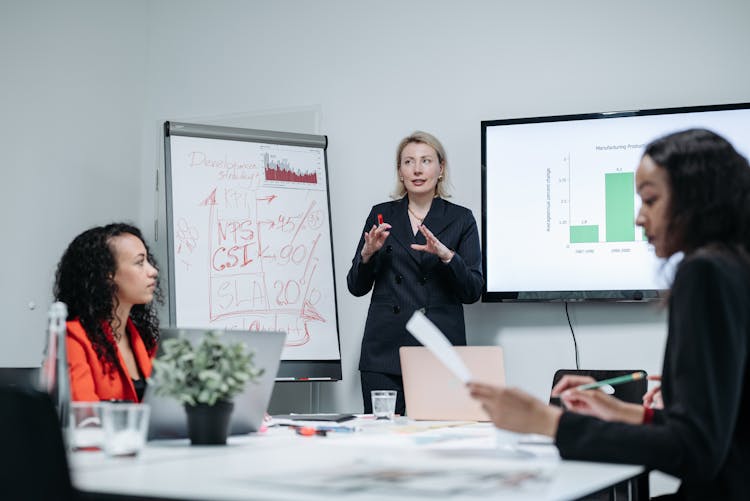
[360,223,391,263]
[411,224,454,262]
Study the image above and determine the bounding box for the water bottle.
[39,302,70,427]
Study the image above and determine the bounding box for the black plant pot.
[184,401,234,445]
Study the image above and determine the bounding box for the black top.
[347,197,483,374]
[132,378,147,403]
[555,248,750,500]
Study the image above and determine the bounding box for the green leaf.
[151,330,264,406]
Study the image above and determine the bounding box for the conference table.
[70,418,646,500]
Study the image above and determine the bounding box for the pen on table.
[575,371,646,391]
[286,424,358,436]
[295,426,328,437]
[315,425,357,433]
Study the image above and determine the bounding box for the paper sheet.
[405,311,473,383]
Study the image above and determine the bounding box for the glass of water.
[70,402,105,451]
[101,403,150,457]
[371,390,397,420]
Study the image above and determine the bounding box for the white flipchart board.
[163,122,342,380]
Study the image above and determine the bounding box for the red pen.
[377,214,384,225]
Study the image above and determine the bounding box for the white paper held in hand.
[405,310,473,383]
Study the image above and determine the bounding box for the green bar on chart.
[605,172,635,242]
[570,225,599,244]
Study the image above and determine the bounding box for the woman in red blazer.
[54,223,161,402]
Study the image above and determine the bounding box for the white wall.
[0,0,149,366]
[2,0,749,418]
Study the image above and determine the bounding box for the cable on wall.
[564,302,581,369]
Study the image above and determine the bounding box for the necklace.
[407,205,426,223]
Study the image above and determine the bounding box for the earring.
[438,175,443,181]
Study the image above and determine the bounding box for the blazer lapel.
[387,197,422,265]
[421,197,452,237]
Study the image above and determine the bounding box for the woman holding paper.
[54,223,161,402]
[348,131,483,415]
[470,129,750,500]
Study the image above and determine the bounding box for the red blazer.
[66,318,153,402]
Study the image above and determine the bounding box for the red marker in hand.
[377,214,384,225]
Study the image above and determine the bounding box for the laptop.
[145,328,286,439]
[400,346,505,421]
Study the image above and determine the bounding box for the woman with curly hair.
[54,223,161,402]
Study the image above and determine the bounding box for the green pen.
[576,371,646,391]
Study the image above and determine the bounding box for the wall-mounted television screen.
[481,102,750,302]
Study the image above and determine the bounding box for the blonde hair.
[392,131,451,199]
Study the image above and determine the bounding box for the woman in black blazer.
[470,129,750,500]
[348,131,483,415]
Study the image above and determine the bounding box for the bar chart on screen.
[551,152,648,250]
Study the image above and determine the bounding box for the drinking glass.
[371,390,397,420]
[101,403,150,457]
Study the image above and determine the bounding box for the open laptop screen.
[400,346,505,421]
[145,328,285,439]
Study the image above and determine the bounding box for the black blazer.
[347,197,483,374]
[556,249,750,500]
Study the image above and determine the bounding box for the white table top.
[70,419,643,500]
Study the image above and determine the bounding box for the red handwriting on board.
[203,190,328,347]
[189,151,262,185]
[216,219,255,246]
[211,245,254,271]
[188,151,256,171]
[211,217,257,271]
[176,219,199,254]
[214,273,268,310]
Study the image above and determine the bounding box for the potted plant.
[151,331,264,445]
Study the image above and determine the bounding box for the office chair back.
[0,387,76,501]
[551,369,648,405]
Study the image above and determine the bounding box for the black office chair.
[550,369,649,501]
[550,368,648,406]
[0,386,76,501]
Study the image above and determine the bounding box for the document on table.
[405,311,472,383]
[249,450,556,497]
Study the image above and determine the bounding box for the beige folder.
[399,346,505,421]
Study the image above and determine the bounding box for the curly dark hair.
[54,223,162,375]
[644,128,750,256]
